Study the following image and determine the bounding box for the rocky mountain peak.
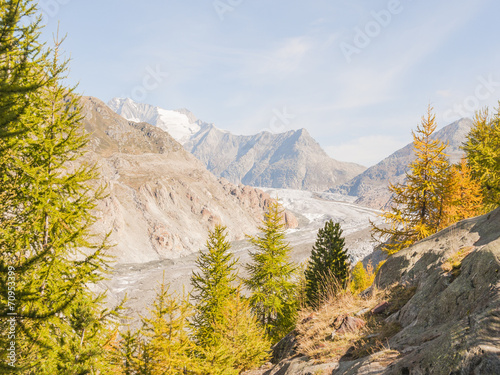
[81,96,297,264]
[108,97,201,144]
[107,98,366,192]
[185,126,365,191]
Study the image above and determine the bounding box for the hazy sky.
[39,0,500,166]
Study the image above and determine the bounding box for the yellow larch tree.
[463,107,500,211]
[371,106,450,255]
[440,159,485,228]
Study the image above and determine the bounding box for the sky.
[38,0,500,167]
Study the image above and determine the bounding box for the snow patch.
[108,97,201,144]
[155,108,200,144]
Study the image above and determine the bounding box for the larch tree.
[190,225,270,373]
[371,106,451,255]
[0,0,48,305]
[190,225,238,349]
[108,328,144,375]
[0,0,48,140]
[463,107,500,211]
[244,201,297,343]
[304,220,350,307]
[199,293,270,375]
[349,261,375,295]
[0,4,119,373]
[440,158,485,228]
[140,278,198,374]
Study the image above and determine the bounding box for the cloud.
[274,37,311,60]
[326,135,407,166]
[436,89,453,98]
[244,36,314,78]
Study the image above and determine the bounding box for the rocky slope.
[258,207,500,374]
[81,97,295,264]
[108,97,366,191]
[102,187,383,319]
[334,118,473,209]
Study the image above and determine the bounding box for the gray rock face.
[334,118,474,209]
[257,207,500,374]
[81,97,290,264]
[372,207,500,374]
[108,97,366,192]
[185,124,366,191]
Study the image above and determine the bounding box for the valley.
[4,3,499,373]
[97,98,472,322]
[103,188,385,321]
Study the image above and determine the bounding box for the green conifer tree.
[190,225,238,348]
[305,220,350,307]
[199,294,270,375]
[0,15,118,375]
[108,328,143,375]
[140,279,198,374]
[463,107,500,211]
[244,201,297,343]
[0,0,48,140]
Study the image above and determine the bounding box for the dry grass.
[295,283,417,364]
[441,246,475,279]
[368,348,401,366]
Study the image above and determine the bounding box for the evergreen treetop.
[305,220,350,307]
[190,224,238,348]
[244,200,297,343]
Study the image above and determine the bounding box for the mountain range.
[108,98,475,210]
[81,97,296,264]
[108,98,366,191]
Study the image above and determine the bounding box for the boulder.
[335,316,366,335]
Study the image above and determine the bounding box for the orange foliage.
[441,159,484,228]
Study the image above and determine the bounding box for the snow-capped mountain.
[107,97,366,191]
[108,97,201,144]
[82,96,289,263]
